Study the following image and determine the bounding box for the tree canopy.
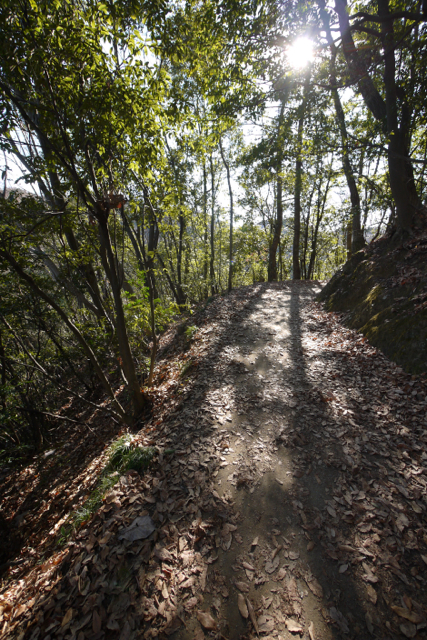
[1,0,427,447]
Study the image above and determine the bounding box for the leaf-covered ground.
[1,282,427,640]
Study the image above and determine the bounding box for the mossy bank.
[318,227,427,375]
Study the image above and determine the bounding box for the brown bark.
[268,103,285,282]
[319,1,365,253]
[268,175,283,281]
[293,73,310,280]
[97,214,146,417]
[219,137,234,293]
[333,0,423,230]
[209,155,216,295]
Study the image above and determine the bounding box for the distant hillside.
[318,227,427,375]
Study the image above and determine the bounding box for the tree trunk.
[378,0,422,229]
[97,214,146,417]
[268,103,286,282]
[319,4,365,253]
[268,175,283,281]
[333,0,423,230]
[293,74,310,280]
[177,211,185,290]
[219,137,234,293]
[209,155,216,296]
[202,161,208,297]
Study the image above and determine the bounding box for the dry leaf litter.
[1,282,427,640]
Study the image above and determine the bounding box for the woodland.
[1,0,427,445]
[2,2,427,639]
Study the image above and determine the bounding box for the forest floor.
[1,281,427,640]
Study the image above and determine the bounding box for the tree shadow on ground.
[3,282,424,640]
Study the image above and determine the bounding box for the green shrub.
[57,435,156,545]
[184,325,198,341]
[105,435,157,473]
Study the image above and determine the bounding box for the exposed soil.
[1,282,427,640]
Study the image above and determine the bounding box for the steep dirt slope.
[318,228,427,375]
[1,282,427,640]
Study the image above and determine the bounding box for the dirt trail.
[173,281,361,640]
[2,282,427,640]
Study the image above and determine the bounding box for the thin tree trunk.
[293,73,310,280]
[0,247,129,423]
[202,161,208,297]
[268,175,283,281]
[120,206,157,385]
[97,216,146,416]
[268,103,286,282]
[209,155,216,296]
[308,170,332,279]
[219,137,234,293]
[319,5,365,253]
[177,212,185,290]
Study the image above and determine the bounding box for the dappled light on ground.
[1,283,427,640]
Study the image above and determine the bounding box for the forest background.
[1,0,426,455]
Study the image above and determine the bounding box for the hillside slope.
[318,227,427,375]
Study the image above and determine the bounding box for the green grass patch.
[184,325,198,341]
[57,435,157,546]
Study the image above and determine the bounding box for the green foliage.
[105,435,157,474]
[184,325,198,341]
[1,0,425,461]
[57,435,156,545]
[124,270,179,339]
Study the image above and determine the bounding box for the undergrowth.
[184,325,198,341]
[57,435,156,546]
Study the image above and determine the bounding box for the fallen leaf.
[329,607,349,634]
[251,536,259,548]
[61,608,73,628]
[238,594,248,619]
[306,541,315,552]
[265,556,280,574]
[339,563,348,574]
[391,606,423,624]
[306,577,323,599]
[286,618,303,633]
[365,611,374,635]
[395,512,409,532]
[277,567,287,580]
[235,581,250,593]
[185,597,198,610]
[400,622,417,638]
[197,610,217,631]
[92,610,101,634]
[326,506,336,518]
[366,585,377,605]
[308,621,315,640]
[411,502,422,514]
[245,596,259,636]
[257,615,275,633]
[118,515,156,541]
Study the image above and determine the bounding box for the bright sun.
[286,37,314,70]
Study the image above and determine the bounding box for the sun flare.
[286,37,314,70]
